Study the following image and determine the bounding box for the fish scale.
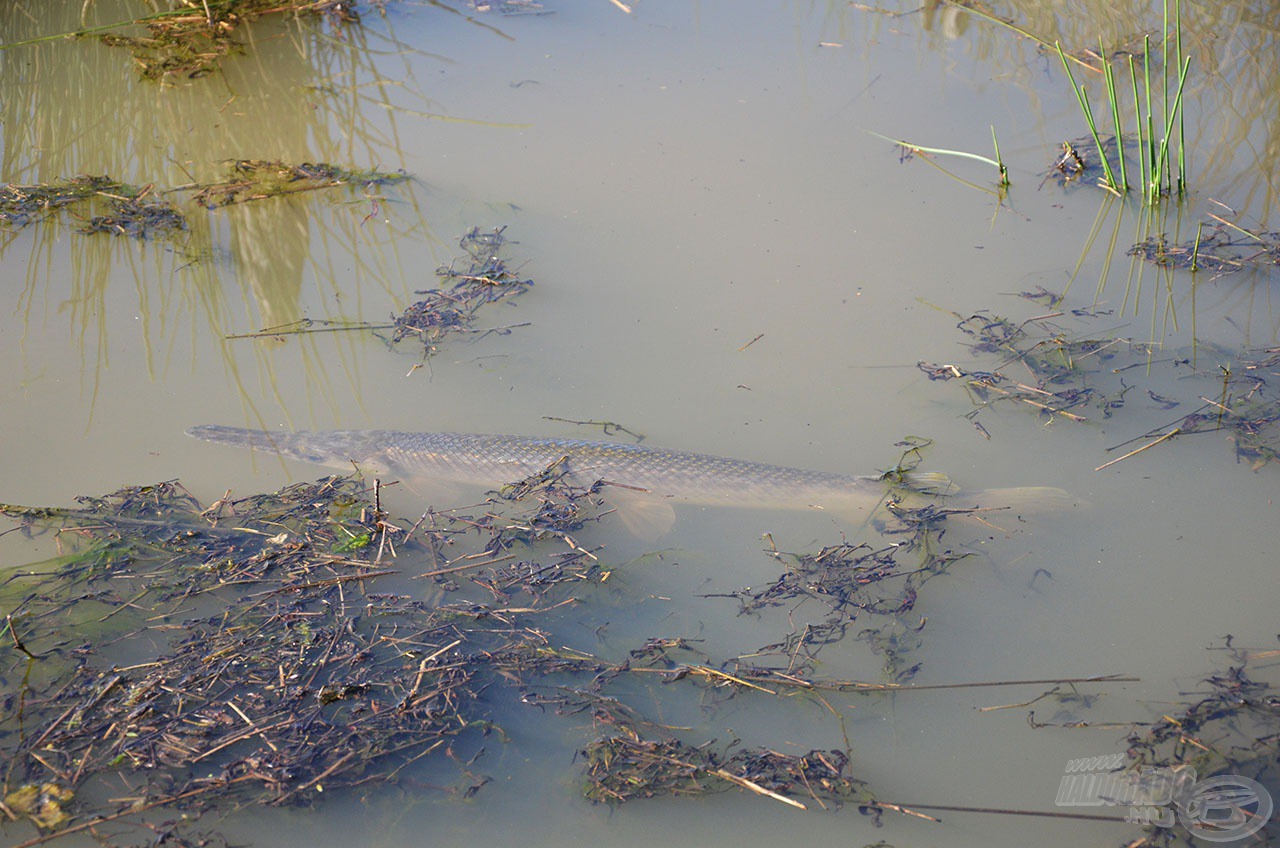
[186,425,1076,536]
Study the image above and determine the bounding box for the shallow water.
[2,1,1277,846]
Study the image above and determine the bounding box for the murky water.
[2,1,1277,846]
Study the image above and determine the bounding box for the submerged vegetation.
[920,300,1280,471]
[0,176,186,239]
[0,1,381,81]
[391,226,534,365]
[1129,217,1280,275]
[875,0,1193,204]
[0,438,1137,844]
[0,2,1275,846]
[2,447,1269,844]
[226,227,534,367]
[1053,4,1190,205]
[0,163,407,241]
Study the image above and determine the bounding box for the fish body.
[186,425,1074,536]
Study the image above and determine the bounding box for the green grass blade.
[1056,42,1117,191]
[1162,0,1170,142]
[1176,0,1186,194]
[1079,92,1118,190]
[990,125,1009,186]
[1152,55,1192,200]
[1147,114,1158,203]
[1128,55,1147,201]
[866,131,1005,171]
[1101,40,1127,193]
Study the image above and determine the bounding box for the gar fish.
[186,425,1078,537]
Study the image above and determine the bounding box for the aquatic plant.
[869,128,1010,189]
[920,301,1280,472]
[1054,0,1190,204]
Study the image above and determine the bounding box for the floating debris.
[1,175,113,228]
[919,306,1280,470]
[1129,218,1280,275]
[184,159,407,208]
[78,193,188,238]
[0,163,406,241]
[0,176,184,239]
[0,476,514,845]
[390,226,534,363]
[1030,640,1279,846]
[1042,135,1125,190]
[0,469,882,841]
[723,522,966,680]
[224,226,531,361]
[95,1,372,81]
[580,732,874,810]
[1,438,1126,844]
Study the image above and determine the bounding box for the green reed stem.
[1143,35,1156,200]
[1101,40,1128,193]
[990,126,1009,186]
[867,131,1009,184]
[1056,42,1118,191]
[1176,0,1186,194]
[1127,54,1146,200]
[1152,55,1191,203]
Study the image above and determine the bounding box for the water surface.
[2,2,1277,846]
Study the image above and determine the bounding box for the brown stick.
[1095,428,1181,471]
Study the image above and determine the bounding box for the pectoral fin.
[604,486,678,540]
[897,471,955,494]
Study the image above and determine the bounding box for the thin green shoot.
[1056,43,1118,190]
[1150,55,1191,205]
[1143,35,1156,196]
[1162,0,1170,139]
[867,131,1009,184]
[1175,0,1186,193]
[1101,37,1128,193]
[1190,222,1203,272]
[1057,0,1189,205]
[1207,213,1266,244]
[990,126,1009,187]
[1128,54,1147,199]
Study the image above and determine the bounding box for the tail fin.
[963,486,1087,516]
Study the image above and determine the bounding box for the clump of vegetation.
[3,431,1094,843]
[1129,218,1280,275]
[0,479,485,820]
[390,226,534,364]
[225,226,532,361]
[0,471,613,845]
[1042,135,1126,190]
[0,163,406,241]
[186,159,407,208]
[919,301,1280,471]
[1030,639,1279,847]
[96,1,376,81]
[1054,0,1190,203]
[580,729,873,810]
[0,176,185,239]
